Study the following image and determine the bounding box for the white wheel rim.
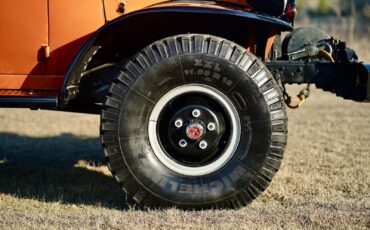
[148,84,241,176]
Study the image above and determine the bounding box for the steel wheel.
[148,84,241,176]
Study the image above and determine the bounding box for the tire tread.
[101,34,287,210]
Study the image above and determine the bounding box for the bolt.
[192,109,201,118]
[199,140,208,150]
[174,119,183,128]
[117,2,126,15]
[207,123,216,131]
[179,139,187,148]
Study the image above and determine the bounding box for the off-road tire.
[101,34,287,209]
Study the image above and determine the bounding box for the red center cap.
[186,123,205,140]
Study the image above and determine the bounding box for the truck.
[0,0,369,209]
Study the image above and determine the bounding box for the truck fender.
[60,5,292,106]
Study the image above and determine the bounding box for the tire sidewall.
[117,53,273,204]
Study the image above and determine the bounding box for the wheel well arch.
[60,6,292,108]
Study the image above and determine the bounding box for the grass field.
[1,90,369,229]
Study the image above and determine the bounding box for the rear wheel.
[101,34,287,209]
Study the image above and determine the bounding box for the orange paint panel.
[0,75,64,90]
[103,0,250,22]
[148,2,244,10]
[48,0,105,75]
[0,89,59,97]
[125,0,253,12]
[0,0,48,75]
[265,35,277,60]
[103,0,122,22]
[125,0,166,13]
[104,0,163,21]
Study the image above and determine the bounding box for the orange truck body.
[0,0,289,97]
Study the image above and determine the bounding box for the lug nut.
[207,123,216,131]
[199,140,208,150]
[179,139,188,148]
[192,109,201,118]
[174,119,183,128]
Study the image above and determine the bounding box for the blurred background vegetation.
[294,0,370,60]
[297,0,370,17]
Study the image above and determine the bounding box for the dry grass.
[0,88,369,229]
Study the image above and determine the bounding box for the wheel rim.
[148,84,241,176]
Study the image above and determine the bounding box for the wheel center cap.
[186,122,205,140]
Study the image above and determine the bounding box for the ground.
[0,86,369,229]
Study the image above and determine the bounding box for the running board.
[0,96,58,109]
